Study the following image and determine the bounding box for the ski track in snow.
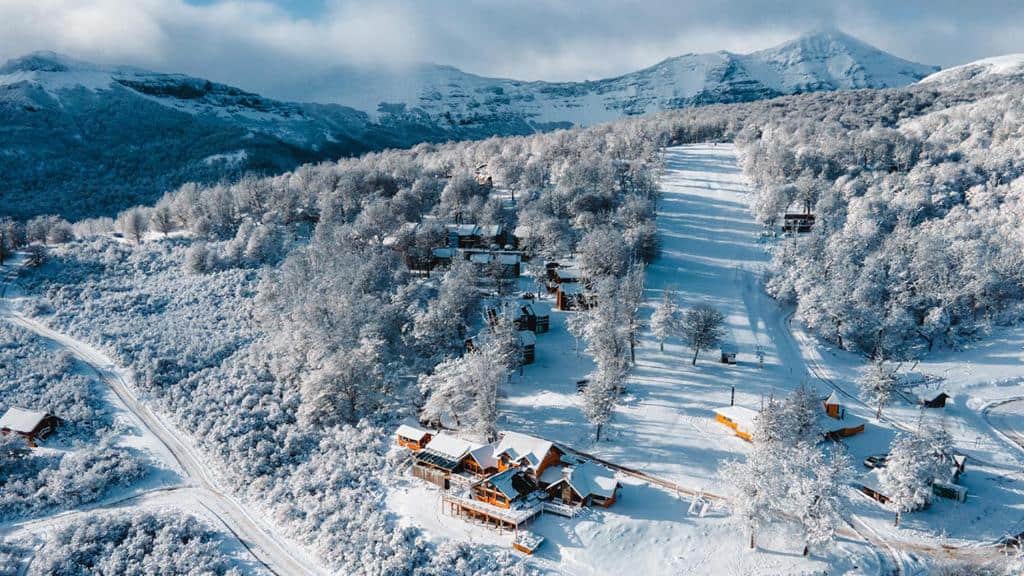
[0,263,324,576]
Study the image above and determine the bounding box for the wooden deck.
[442,493,542,532]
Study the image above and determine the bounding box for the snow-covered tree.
[721,399,787,549]
[412,259,480,358]
[879,425,955,526]
[24,243,46,268]
[786,443,849,556]
[150,203,175,236]
[116,207,149,244]
[782,382,823,443]
[859,360,899,420]
[419,346,506,441]
[573,278,632,440]
[577,225,631,279]
[681,303,727,365]
[650,287,683,351]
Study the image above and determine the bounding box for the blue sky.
[2,1,1023,95]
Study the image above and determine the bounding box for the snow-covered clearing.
[393,143,1024,573]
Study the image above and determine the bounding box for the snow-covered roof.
[541,461,619,499]
[395,424,431,442]
[447,224,480,237]
[513,225,533,238]
[0,408,51,434]
[499,253,520,265]
[858,468,886,495]
[467,442,499,470]
[479,224,502,237]
[432,248,455,258]
[484,468,534,500]
[493,431,557,472]
[421,433,480,461]
[518,330,537,346]
[469,253,491,264]
[559,283,584,295]
[555,266,581,281]
[823,391,842,406]
[713,406,758,431]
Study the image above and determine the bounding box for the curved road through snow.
[0,269,325,576]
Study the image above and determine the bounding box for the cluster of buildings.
[395,426,620,542]
[711,391,970,507]
[383,220,525,279]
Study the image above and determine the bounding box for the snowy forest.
[4,57,1024,573]
[3,118,661,573]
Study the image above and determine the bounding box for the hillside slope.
[0,53,448,220]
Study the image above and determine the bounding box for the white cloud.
[1,0,1021,96]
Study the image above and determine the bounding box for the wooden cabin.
[412,433,480,489]
[472,468,537,509]
[720,341,738,364]
[782,213,815,233]
[858,470,890,505]
[0,408,61,447]
[518,331,536,365]
[923,392,951,409]
[395,424,433,451]
[478,224,506,248]
[820,392,865,439]
[514,303,550,334]
[823,391,844,419]
[462,443,500,477]
[540,460,620,508]
[446,224,482,248]
[556,283,589,311]
[713,406,757,442]
[492,431,564,479]
[474,164,494,188]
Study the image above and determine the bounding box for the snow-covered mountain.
[1,30,937,220]
[918,53,1024,85]
[273,29,938,130]
[0,52,447,220]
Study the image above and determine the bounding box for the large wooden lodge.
[396,427,621,533]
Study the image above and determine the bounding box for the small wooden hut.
[395,424,433,451]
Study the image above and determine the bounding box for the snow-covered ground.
[392,143,1024,574]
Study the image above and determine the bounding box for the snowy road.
[0,269,325,576]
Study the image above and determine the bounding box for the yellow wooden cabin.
[713,406,758,442]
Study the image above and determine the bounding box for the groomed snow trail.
[0,273,325,576]
[592,144,805,487]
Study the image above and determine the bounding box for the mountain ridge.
[270,29,939,129]
[0,29,939,220]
